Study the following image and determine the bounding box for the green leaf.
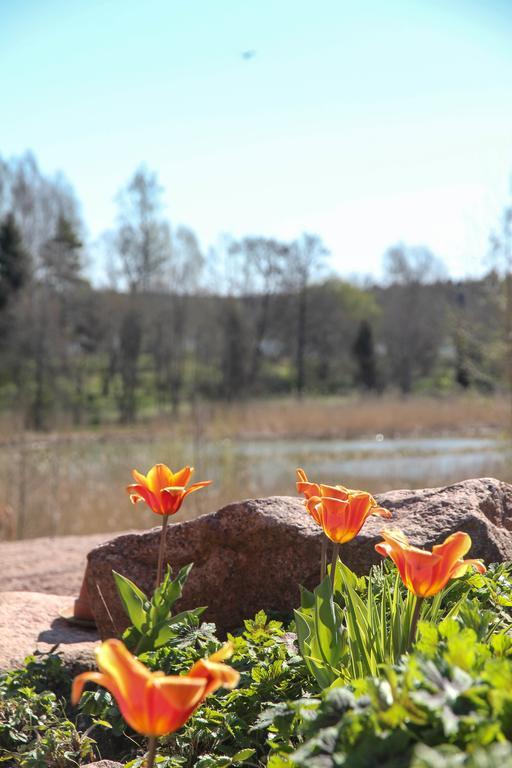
[153,607,207,648]
[112,570,147,631]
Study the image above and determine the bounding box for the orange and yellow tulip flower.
[127,463,211,516]
[306,493,392,544]
[296,469,391,542]
[72,639,239,737]
[375,529,486,598]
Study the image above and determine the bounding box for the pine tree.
[352,319,378,390]
[41,214,83,290]
[0,213,28,310]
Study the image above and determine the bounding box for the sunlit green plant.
[113,563,205,653]
[295,560,467,688]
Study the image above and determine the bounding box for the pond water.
[0,434,510,539]
[228,436,509,487]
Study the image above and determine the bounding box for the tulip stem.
[156,515,169,589]
[146,735,158,768]
[320,536,327,582]
[408,596,424,649]
[330,543,340,588]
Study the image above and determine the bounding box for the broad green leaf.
[232,748,256,762]
[112,570,147,631]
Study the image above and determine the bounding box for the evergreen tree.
[0,213,28,310]
[352,319,378,390]
[41,214,83,290]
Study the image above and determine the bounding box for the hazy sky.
[1,0,512,282]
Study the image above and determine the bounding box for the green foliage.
[4,563,512,766]
[0,655,94,767]
[295,560,468,689]
[263,619,512,766]
[0,213,28,311]
[114,563,206,653]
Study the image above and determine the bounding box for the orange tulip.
[72,639,239,737]
[375,529,486,598]
[297,469,391,541]
[127,463,211,516]
[306,493,392,543]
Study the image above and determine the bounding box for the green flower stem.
[146,735,158,768]
[408,595,424,649]
[320,536,327,582]
[155,515,169,589]
[330,543,340,587]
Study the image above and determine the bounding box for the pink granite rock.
[0,591,99,672]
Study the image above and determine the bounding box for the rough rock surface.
[0,532,122,594]
[82,762,123,767]
[0,591,99,672]
[86,478,512,639]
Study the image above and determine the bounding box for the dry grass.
[203,394,512,440]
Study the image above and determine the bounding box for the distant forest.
[0,151,511,430]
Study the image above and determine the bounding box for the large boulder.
[86,478,512,639]
[0,592,99,673]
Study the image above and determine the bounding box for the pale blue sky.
[1,0,512,282]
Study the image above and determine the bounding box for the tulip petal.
[318,496,352,543]
[450,557,486,579]
[188,657,240,697]
[182,480,212,497]
[380,529,411,547]
[319,484,349,500]
[371,505,392,519]
[96,639,150,704]
[132,469,148,485]
[432,531,472,562]
[297,480,321,499]
[172,466,194,487]
[296,468,308,483]
[403,549,442,597]
[305,497,323,525]
[147,464,175,494]
[153,674,207,710]
[126,484,160,512]
[187,643,240,698]
[208,642,234,662]
[72,671,116,705]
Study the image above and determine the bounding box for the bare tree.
[229,237,289,391]
[490,204,512,407]
[381,245,447,394]
[288,233,328,398]
[114,166,171,293]
[107,167,172,421]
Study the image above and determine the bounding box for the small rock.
[82,762,123,767]
[0,592,99,672]
[85,478,512,639]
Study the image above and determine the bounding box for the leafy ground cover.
[3,562,512,767]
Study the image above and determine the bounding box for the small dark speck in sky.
[241,50,257,60]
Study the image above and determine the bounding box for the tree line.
[0,151,510,430]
